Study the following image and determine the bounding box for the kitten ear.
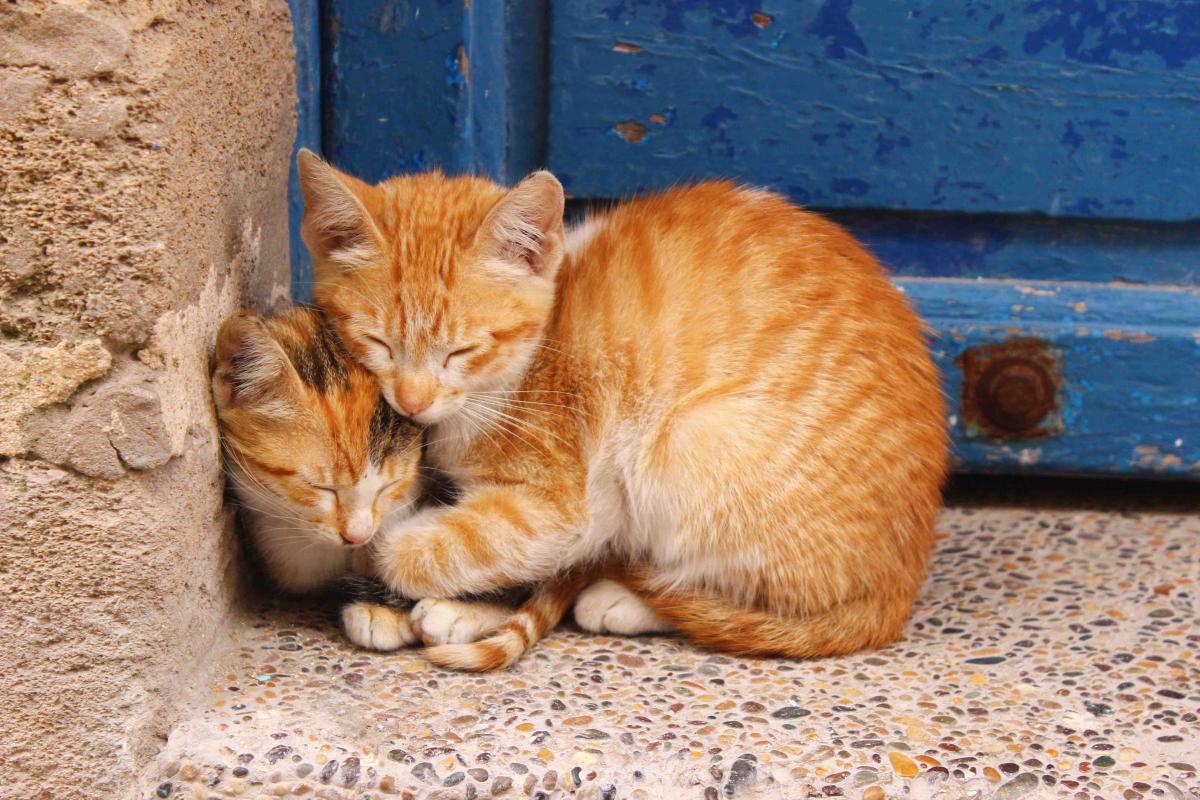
[297,149,384,273]
[212,311,304,417]
[478,170,565,279]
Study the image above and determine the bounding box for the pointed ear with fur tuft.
[212,311,305,419]
[297,148,385,273]
[477,170,566,279]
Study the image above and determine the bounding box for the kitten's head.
[297,150,565,425]
[212,306,423,547]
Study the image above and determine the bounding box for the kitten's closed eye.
[444,345,480,367]
[309,478,414,499]
[366,335,393,358]
[308,484,338,506]
[378,478,411,497]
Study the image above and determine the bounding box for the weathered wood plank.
[323,0,466,182]
[459,0,551,182]
[285,0,321,298]
[908,278,1200,477]
[322,0,548,185]
[832,211,1200,287]
[550,0,1200,219]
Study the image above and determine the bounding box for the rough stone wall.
[0,2,295,797]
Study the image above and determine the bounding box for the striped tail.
[621,569,914,659]
[423,568,597,671]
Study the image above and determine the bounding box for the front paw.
[341,602,417,651]
[372,520,439,596]
[410,598,511,646]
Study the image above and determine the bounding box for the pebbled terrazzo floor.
[146,479,1199,800]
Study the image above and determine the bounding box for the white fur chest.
[424,415,480,484]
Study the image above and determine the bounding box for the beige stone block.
[0,339,113,456]
[0,67,48,119]
[0,4,130,78]
[65,92,130,141]
[0,0,297,796]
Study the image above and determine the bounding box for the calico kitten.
[212,306,427,647]
[298,151,949,669]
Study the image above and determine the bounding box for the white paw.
[341,603,416,651]
[573,580,673,635]
[410,598,511,646]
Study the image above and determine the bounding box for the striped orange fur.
[423,568,598,670]
[299,151,949,668]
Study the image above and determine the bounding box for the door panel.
[549,1,1200,219]
[829,212,1200,285]
[906,279,1200,476]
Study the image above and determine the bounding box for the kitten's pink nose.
[397,398,431,417]
[394,376,436,418]
[340,530,372,545]
[341,512,374,545]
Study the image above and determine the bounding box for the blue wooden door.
[289,0,1200,479]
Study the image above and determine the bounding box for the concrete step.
[144,498,1200,799]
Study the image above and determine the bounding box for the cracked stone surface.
[147,482,1198,799]
[1,2,295,796]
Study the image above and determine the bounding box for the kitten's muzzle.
[396,398,432,418]
[340,511,376,545]
[393,374,437,419]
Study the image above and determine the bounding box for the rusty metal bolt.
[974,357,1056,434]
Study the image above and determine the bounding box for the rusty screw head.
[974,357,1056,434]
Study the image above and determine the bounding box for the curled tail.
[621,570,914,659]
[424,568,597,671]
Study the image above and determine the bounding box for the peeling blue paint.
[284,0,320,298]
[911,279,1200,477]
[1023,0,1200,69]
[443,49,466,87]
[601,0,766,37]
[550,0,1200,220]
[806,0,868,59]
[829,211,1200,286]
[325,0,549,185]
[324,1,465,182]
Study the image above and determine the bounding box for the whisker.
[480,405,571,443]
[463,397,574,455]
[468,396,575,415]
[474,389,581,397]
[529,341,573,359]
[467,399,577,427]
[460,403,525,452]
[460,402,530,453]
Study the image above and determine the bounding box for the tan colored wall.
[0,2,295,796]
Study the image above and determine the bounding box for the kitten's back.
[555,183,946,622]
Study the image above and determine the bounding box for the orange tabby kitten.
[298,150,948,669]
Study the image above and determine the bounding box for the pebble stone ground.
[146,479,1198,800]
